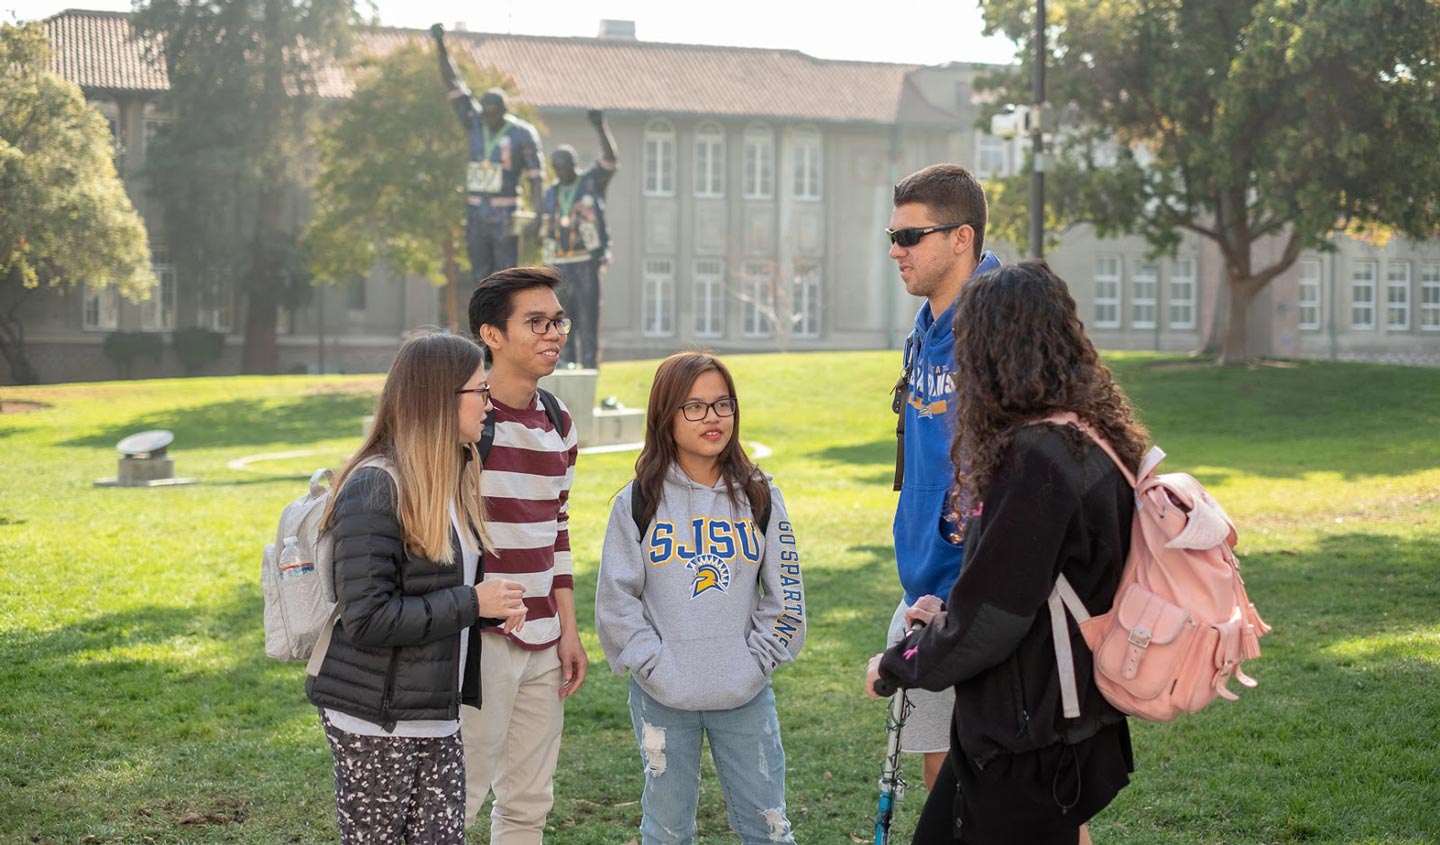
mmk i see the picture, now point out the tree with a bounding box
[133,0,356,374]
[980,0,1440,364]
[0,22,155,384]
[304,44,535,332]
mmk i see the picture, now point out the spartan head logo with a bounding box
[686,553,731,597]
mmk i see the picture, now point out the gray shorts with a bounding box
[886,600,954,754]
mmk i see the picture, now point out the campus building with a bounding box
[12,9,1440,384]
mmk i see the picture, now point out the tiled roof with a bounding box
[44,9,168,93]
[43,9,962,126]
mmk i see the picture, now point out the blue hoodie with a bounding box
[893,250,1002,605]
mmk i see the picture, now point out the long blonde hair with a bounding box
[324,330,490,563]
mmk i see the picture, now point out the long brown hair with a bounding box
[323,330,489,563]
[949,260,1149,519]
[632,351,769,531]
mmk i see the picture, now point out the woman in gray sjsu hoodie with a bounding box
[596,351,806,845]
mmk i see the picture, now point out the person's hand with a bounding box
[904,594,944,628]
[476,578,526,634]
[587,108,604,127]
[865,654,886,699]
[429,23,445,41]
[557,627,589,698]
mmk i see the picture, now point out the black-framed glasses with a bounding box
[679,397,737,421]
[456,384,491,402]
[518,316,573,335]
[886,223,966,248]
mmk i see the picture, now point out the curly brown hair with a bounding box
[948,260,1149,520]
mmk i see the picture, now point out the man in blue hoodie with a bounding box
[885,163,1001,790]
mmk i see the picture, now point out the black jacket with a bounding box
[306,466,501,730]
[878,424,1133,768]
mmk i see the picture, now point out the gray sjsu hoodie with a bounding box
[596,466,805,711]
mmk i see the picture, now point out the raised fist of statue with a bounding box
[429,23,445,41]
[587,109,604,127]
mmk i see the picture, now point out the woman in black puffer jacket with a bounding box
[306,330,527,845]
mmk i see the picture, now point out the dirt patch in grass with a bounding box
[303,378,383,396]
[0,398,52,413]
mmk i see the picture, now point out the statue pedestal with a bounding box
[539,368,644,448]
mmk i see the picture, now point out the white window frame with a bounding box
[792,262,821,338]
[791,126,821,201]
[140,247,176,332]
[743,124,774,200]
[82,286,120,331]
[1094,255,1121,329]
[974,131,1010,179]
[1297,258,1322,332]
[741,261,774,338]
[693,259,725,338]
[642,258,675,337]
[1421,262,1440,331]
[1351,260,1377,331]
[1131,261,1159,329]
[1167,257,1196,330]
[1386,261,1411,331]
[643,119,675,198]
[693,122,725,199]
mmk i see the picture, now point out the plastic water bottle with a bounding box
[279,536,313,579]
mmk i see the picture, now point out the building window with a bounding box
[743,125,774,200]
[1131,261,1158,329]
[975,131,1010,178]
[741,261,774,337]
[1351,260,1377,330]
[82,286,120,331]
[1421,263,1440,331]
[791,126,821,201]
[1168,258,1196,330]
[641,258,675,337]
[1094,255,1121,329]
[140,247,176,331]
[693,122,724,199]
[1298,258,1322,332]
[1386,261,1410,331]
[693,259,725,338]
[793,262,821,338]
[643,119,675,197]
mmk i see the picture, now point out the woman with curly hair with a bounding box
[866,260,1147,844]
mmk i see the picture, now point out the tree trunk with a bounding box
[0,286,40,385]
[442,235,459,334]
[1218,276,1257,366]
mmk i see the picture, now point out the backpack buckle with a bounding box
[1128,627,1152,648]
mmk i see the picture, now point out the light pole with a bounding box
[1030,0,1046,259]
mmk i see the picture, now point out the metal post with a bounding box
[1030,0,1046,259]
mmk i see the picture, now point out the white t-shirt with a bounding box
[325,501,479,738]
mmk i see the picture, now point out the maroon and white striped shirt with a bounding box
[479,392,578,649]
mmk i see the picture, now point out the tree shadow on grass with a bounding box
[0,587,335,842]
[58,393,376,452]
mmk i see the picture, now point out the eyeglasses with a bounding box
[679,397,737,421]
[886,223,966,248]
[517,316,573,336]
[455,384,491,402]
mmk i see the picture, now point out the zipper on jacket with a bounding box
[380,648,400,733]
[1010,657,1031,739]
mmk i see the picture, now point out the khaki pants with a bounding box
[462,636,564,844]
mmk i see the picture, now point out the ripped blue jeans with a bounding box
[627,678,795,845]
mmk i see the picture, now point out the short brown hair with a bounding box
[894,164,988,262]
[468,266,563,364]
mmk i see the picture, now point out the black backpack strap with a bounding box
[629,480,647,539]
[478,408,497,463]
[536,387,568,437]
[891,332,916,492]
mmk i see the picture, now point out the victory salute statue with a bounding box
[431,24,545,284]
[543,110,617,370]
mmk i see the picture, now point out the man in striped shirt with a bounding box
[463,266,587,843]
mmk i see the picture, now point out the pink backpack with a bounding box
[1044,414,1271,722]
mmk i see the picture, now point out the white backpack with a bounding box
[261,458,396,673]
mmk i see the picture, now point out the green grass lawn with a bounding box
[1,352,1438,844]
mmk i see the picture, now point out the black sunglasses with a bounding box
[886,223,966,248]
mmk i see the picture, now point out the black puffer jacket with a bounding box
[306,465,500,730]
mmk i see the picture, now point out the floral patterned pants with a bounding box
[321,711,467,844]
